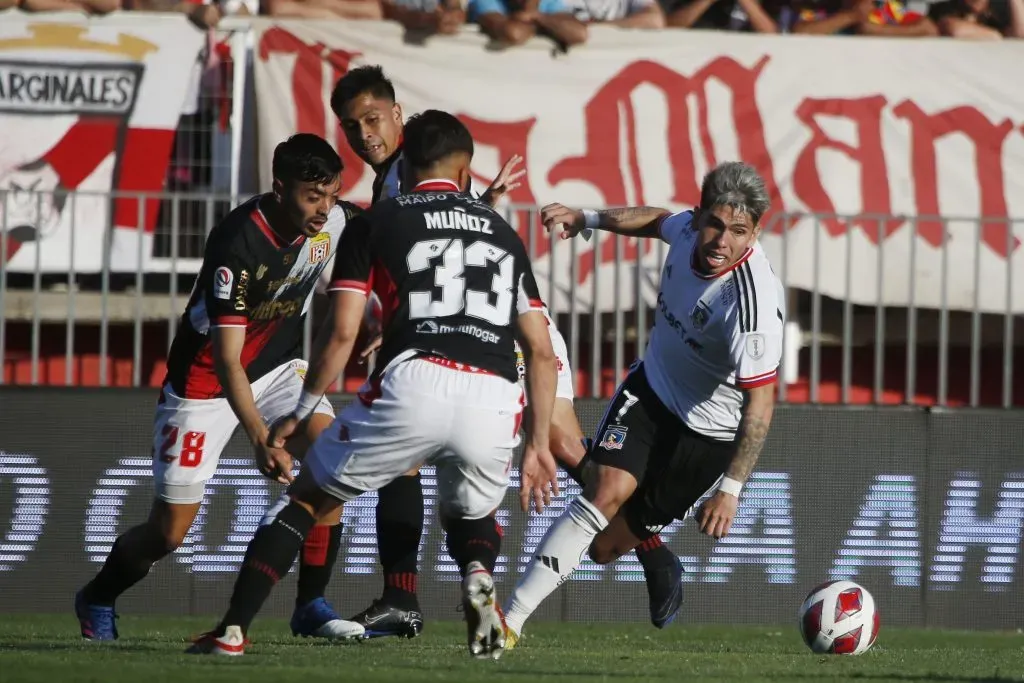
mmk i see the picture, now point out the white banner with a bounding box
[0,11,205,274]
[251,20,1024,313]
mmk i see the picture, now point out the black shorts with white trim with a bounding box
[587,362,735,540]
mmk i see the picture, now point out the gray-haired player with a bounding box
[502,161,786,648]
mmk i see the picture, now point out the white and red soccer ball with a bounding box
[798,580,880,655]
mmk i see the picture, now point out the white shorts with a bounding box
[306,355,523,520]
[515,323,575,402]
[152,358,335,504]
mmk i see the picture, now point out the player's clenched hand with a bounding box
[519,444,560,514]
[481,154,526,208]
[269,415,301,447]
[540,203,585,240]
[696,491,738,539]
[254,435,294,486]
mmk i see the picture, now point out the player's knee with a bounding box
[550,428,585,468]
[587,535,621,565]
[584,469,635,520]
[438,496,491,521]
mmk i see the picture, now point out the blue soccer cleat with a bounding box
[290,597,366,641]
[74,589,119,641]
[645,553,684,629]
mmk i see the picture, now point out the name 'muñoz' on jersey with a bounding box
[165,195,362,399]
[643,210,786,441]
[329,179,544,384]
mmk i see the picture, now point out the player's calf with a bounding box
[77,500,198,640]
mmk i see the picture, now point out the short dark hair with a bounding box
[330,65,396,119]
[272,133,342,186]
[402,110,474,172]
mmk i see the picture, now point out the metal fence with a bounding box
[2,190,1022,407]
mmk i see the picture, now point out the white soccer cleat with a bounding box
[186,625,248,656]
[304,618,366,641]
[462,561,507,660]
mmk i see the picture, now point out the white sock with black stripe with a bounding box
[503,497,609,636]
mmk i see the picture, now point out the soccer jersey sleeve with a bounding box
[512,240,546,315]
[204,236,256,328]
[656,210,694,245]
[727,261,785,390]
[327,214,373,297]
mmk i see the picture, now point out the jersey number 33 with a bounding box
[406,238,515,326]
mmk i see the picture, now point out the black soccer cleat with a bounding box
[347,599,424,639]
[645,553,684,629]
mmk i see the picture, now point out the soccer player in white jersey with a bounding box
[501,161,785,648]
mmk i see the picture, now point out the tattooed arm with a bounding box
[725,383,775,484]
[696,382,775,539]
[540,203,671,240]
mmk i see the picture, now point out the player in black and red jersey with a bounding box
[188,109,559,660]
[74,133,367,643]
[323,65,684,638]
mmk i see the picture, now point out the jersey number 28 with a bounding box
[406,238,514,325]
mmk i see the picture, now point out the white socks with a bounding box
[503,497,609,635]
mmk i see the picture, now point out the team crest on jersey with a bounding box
[745,333,766,360]
[309,233,331,264]
[690,301,712,332]
[514,344,526,380]
[598,425,628,450]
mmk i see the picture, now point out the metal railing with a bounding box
[2,191,1022,407]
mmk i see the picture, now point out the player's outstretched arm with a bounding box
[541,203,671,240]
[295,290,368,419]
[516,309,560,513]
[212,326,269,446]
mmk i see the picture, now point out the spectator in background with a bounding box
[125,0,222,27]
[384,0,466,35]
[16,0,119,12]
[930,0,1024,37]
[572,0,666,27]
[263,0,383,18]
[789,0,938,34]
[470,0,588,47]
[662,0,775,30]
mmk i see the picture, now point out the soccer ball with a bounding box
[798,580,880,655]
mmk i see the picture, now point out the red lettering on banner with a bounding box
[892,101,1019,258]
[257,28,365,193]
[792,96,902,243]
[547,57,786,282]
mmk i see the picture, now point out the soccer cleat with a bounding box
[462,561,507,660]
[504,627,521,651]
[645,552,684,629]
[290,598,366,641]
[74,589,119,641]
[185,625,248,656]
[348,599,424,639]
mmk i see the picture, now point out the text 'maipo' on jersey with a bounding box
[641,209,786,441]
[164,195,362,400]
[328,179,544,384]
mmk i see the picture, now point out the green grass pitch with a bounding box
[1,615,1022,682]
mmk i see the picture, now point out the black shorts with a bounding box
[588,362,735,540]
